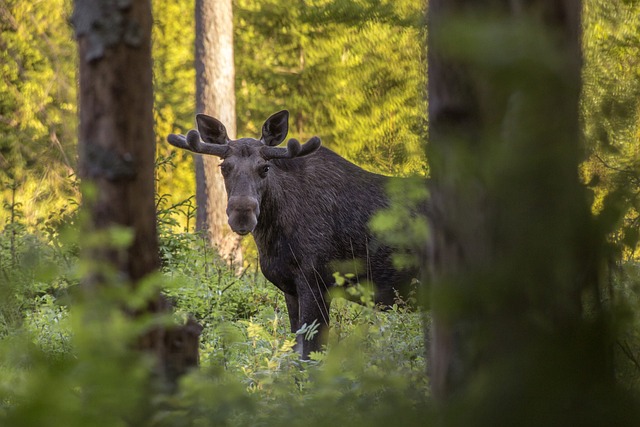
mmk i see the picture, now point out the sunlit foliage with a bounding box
[581,2,640,386]
[0,0,78,226]
[234,0,427,176]
[152,0,198,233]
[582,0,640,258]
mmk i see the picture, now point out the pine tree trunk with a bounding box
[73,0,200,389]
[427,0,608,408]
[194,0,242,266]
[75,0,158,281]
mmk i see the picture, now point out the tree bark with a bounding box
[194,0,242,265]
[427,0,608,408]
[73,0,200,390]
[75,0,158,281]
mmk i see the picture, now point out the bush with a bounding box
[0,218,430,426]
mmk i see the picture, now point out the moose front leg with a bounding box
[295,281,331,359]
[283,292,305,355]
[284,293,299,333]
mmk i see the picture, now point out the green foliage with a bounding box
[152,0,198,232]
[613,261,640,390]
[234,0,427,176]
[370,177,430,270]
[0,218,428,426]
[582,0,640,258]
[581,1,640,392]
[0,0,78,226]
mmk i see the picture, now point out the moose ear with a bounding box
[261,110,289,146]
[196,114,229,145]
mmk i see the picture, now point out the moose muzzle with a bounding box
[226,196,260,235]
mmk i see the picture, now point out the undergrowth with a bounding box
[0,201,430,426]
[3,197,639,426]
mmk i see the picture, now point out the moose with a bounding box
[167,111,428,358]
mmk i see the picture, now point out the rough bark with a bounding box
[75,0,158,281]
[427,0,606,404]
[73,0,200,389]
[194,0,242,265]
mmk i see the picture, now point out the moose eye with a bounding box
[259,164,270,178]
[219,163,232,176]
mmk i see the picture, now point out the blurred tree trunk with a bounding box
[194,0,242,265]
[427,0,613,417]
[73,0,200,389]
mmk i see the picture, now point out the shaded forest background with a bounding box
[1,0,640,425]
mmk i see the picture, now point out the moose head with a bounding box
[167,110,321,235]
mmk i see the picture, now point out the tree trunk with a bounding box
[194,0,242,266]
[73,0,200,390]
[427,0,611,415]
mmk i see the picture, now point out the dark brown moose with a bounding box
[167,110,426,358]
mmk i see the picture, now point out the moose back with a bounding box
[167,110,427,358]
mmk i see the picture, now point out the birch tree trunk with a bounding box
[194,0,242,265]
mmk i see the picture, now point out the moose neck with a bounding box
[252,156,306,246]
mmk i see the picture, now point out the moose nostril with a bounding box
[227,202,258,235]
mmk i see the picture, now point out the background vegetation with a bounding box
[1,0,639,425]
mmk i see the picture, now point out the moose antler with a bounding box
[167,130,230,157]
[261,136,321,160]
